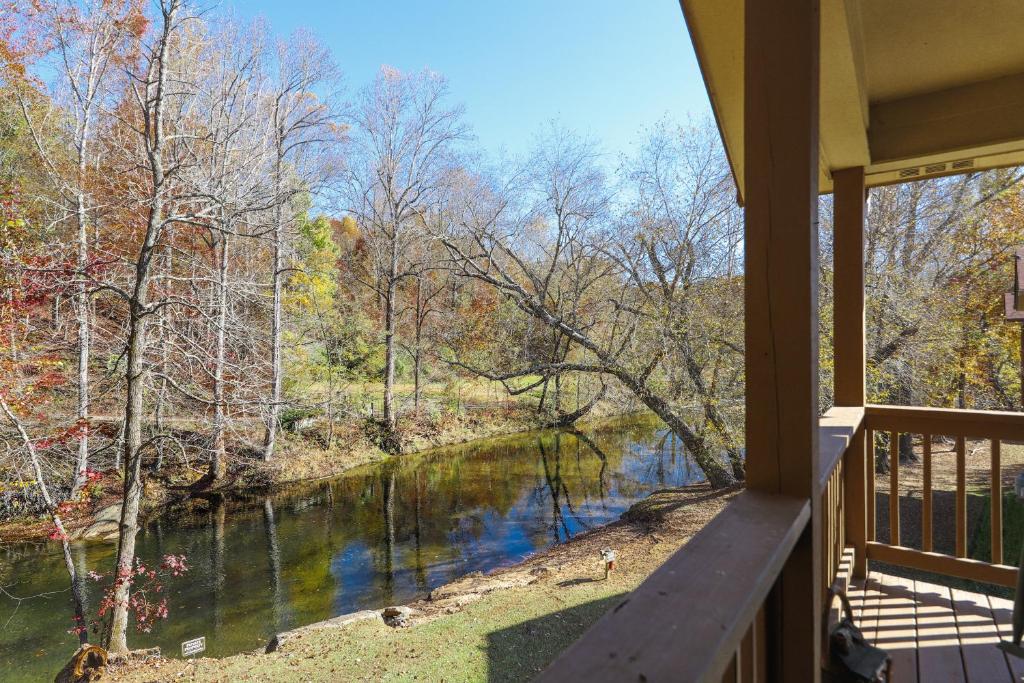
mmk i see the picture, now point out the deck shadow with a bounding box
[485,593,625,683]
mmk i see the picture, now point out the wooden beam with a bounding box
[864,403,1024,441]
[743,0,820,500]
[889,430,899,546]
[744,0,820,679]
[866,542,1017,588]
[869,72,1024,165]
[832,166,866,407]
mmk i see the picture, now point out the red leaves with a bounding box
[70,554,189,636]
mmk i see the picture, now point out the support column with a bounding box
[834,167,868,579]
[833,167,866,408]
[744,0,821,679]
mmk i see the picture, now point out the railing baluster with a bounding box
[867,429,875,542]
[861,406,1022,589]
[956,435,966,558]
[992,439,1002,565]
[739,614,755,683]
[922,435,932,552]
[889,430,900,546]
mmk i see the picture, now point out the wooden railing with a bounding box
[819,407,863,595]
[535,404,1024,681]
[537,409,861,682]
[861,404,1024,588]
[536,491,809,682]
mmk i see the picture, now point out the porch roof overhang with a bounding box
[680,0,1024,198]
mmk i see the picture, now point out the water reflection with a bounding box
[0,414,706,682]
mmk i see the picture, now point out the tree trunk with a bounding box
[263,145,285,461]
[0,396,88,645]
[413,279,422,413]
[611,367,737,489]
[382,240,398,434]
[107,267,153,654]
[106,4,175,650]
[210,231,229,481]
[71,188,91,499]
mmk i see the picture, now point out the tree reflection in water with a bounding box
[0,415,711,682]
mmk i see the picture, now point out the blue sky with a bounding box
[233,0,711,159]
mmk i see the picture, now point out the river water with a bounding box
[0,415,706,681]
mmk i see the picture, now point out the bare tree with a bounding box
[344,67,467,442]
[15,0,140,497]
[102,0,219,653]
[261,33,341,462]
[442,124,742,487]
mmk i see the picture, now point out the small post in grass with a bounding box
[600,548,616,580]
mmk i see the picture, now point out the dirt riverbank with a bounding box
[0,405,566,544]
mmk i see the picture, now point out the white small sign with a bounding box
[181,636,205,657]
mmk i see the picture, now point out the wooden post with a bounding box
[833,167,866,408]
[922,435,932,552]
[744,0,821,679]
[955,435,967,558]
[834,166,867,578]
[992,439,1003,565]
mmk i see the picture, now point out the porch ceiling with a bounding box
[680,0,1024,197]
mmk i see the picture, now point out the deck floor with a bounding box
[848,572,1024,682]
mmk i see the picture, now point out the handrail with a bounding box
[819,406,864,488]
[865,404,1024,440]
[819,407,864,599]
[862,404,1021,587]
[536,491,809,683]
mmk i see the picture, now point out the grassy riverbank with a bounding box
[109,483,738,682]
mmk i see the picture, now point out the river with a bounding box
[0,415,706,681]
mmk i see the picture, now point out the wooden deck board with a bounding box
[872,573,918,681]
[951,587,1013,682]
[913,580,966,683]
[986,594,1024,680]
[847,571,1015,682]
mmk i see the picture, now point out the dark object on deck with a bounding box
[998,472,1024,659]
[53,644,107,683]
[825,589,891,683]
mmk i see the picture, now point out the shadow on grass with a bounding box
[485,592,626,683]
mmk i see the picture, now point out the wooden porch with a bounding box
[535,0,1024,680]
[851,571,1024,682]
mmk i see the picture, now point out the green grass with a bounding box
[119,575,633,682]
[970,490,1024,598]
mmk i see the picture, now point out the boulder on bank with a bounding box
[69,504,121,541]
[382,605,420,627]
